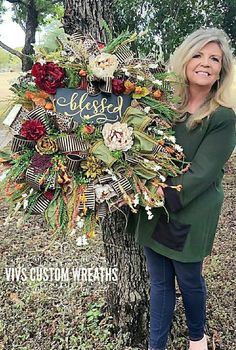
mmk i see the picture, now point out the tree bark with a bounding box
[63,1,149,347]
[63,0,113,43]
[102,208,149,348]
[21,0,39,71]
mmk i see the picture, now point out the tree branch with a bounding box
[0,41,25,59]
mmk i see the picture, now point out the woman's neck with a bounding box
[187,85,211,114]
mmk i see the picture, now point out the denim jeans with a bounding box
[144,246,207,350]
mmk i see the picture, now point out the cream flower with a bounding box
[94,184,116,203]
[102,122,133,151]
[89,53,119,78]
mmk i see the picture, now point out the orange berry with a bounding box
[153,89,162,99]
[135,86,143,94]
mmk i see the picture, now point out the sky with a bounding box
[0,3,25,48]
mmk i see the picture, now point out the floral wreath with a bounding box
[0,31,186,238]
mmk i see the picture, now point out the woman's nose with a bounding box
[200,56,210,67]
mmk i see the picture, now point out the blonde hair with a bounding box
[169,27,235,129]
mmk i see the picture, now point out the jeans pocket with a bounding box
[151,214,191,252]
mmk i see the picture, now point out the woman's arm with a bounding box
[163,108,236,212]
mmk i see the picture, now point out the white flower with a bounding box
[155,200,164,207]
[102,122,133,151]
[157,130,164,135]
[147,213,154,220]
[159,175,166,182]
[153,79,162,86]
[144,106,151,113]
[76,216,85,229]
[174,144,183,152]
[145,205,151,211]
[89,53,119,78]
[94,184,116,203]
[168,136,176,143]
[133,194,140,207]
[137,75,144,81]
[28,81,36,86]
[121,68,130,76]
[23,199,28,210]
[38,58,46,65]
[144,192,150,201]
[76,235,88,246]
[154,165,162,172]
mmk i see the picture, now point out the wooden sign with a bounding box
[54,88,132,124]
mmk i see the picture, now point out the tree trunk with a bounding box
[63,0,113,43]
[102,208,149,348]
[63,1,149,347]
[21,0,39,71]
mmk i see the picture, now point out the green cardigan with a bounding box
[127,106,236,262]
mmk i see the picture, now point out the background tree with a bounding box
[0,0,63,71]
[113,0,236,60]
[63,0,150,348]
[63,0,114,43]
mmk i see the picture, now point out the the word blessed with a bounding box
[54,88,131,124]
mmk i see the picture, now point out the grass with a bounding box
[0,71,19,122]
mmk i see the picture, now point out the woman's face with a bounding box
[185,42,223,90]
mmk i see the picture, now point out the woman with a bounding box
[132,28,236,350]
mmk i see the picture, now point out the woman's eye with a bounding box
[192,54,201,58]
[211,57,220,62]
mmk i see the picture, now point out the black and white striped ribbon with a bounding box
[79,184,95,210]
[152,144,170,157]
[57,135,89,153]
[71,32,84,43]
[125,154,139,165]
[25,167,42,191]
[66,154,84,172]
[30,195,51,215]
[99,77,112,94]
[27,106,50,132]
[111,177,132,197]
[11,135,35,153]
[97,202,108,219]
[115,44,133,64]
[98,174,114,184]
[26,167,56,191]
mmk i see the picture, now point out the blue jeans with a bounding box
[144,247,207,350]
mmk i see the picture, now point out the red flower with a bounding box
[112,78,125,95]
[43,190,55,201]
[97,42,106,50]
[20,119,46,141]
[31,62,64,94]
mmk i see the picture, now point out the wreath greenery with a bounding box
[0,30,186,238]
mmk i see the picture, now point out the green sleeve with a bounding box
[164,108,236,212]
